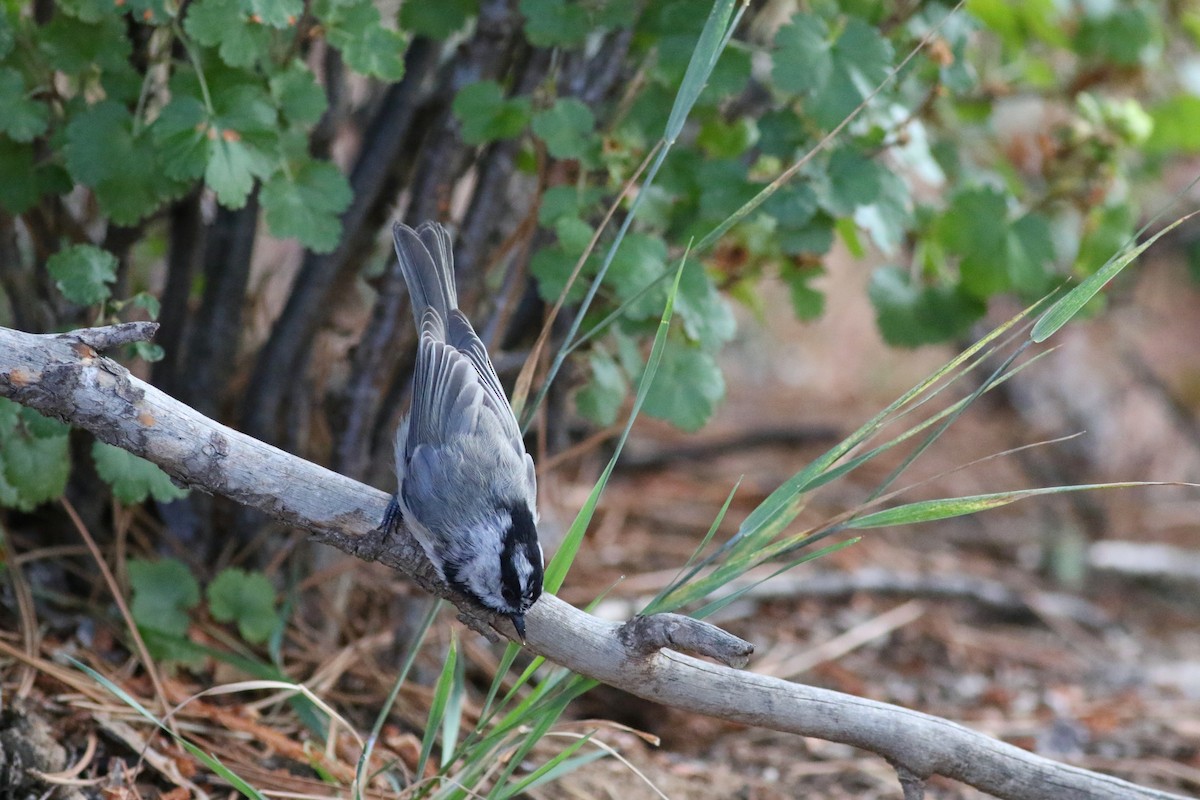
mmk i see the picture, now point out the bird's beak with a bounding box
[510,613,527,643]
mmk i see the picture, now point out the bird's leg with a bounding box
[356,495,404,563]
[381,494,403,535]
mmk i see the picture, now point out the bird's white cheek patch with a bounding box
[516,554,534,583]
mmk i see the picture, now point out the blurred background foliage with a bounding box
[0,0,1196,547]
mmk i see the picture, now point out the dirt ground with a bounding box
[2,244,1199,799]
[538,244,1200,798]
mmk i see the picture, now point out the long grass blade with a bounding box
[523,0,742,429]
[70,657,267,800]
[417,633,459,781]
[543,256,687,593]
[357,599,440,796]
[441,646,467,768]
[848,482,1196,529]
[1032,212,1197,342]
[493,733,598,799]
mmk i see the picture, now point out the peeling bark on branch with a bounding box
[0,324,1188,800]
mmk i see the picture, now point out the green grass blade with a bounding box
[495,734,599,799]
[522,1,742,429]
[485,695,574,799]
[687,539,860,619]
[1032,213,1196,342]
[543,257,686,593]
[853,342,1030,513]
[70,658,267,800]
[441,642,467,768]
[724,304,1038,553]
[177,739,269,799]
[847,483,1190,529]
[810,347,1054,492]
[357,600,439,796]
[417,633,459,780]
[643,478,741,614]
[477,642,523,726]
[664,0,738,142]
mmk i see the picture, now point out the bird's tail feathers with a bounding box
[393,221,458,330]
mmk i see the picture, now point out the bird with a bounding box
[383,221,544,641]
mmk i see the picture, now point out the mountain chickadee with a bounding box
[383,221,544,640]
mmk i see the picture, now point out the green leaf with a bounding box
[261,159,352,253]
[543,259,688,594]
[92,442,189,504]
[605,233,668,319]
[400,0,476,38]
[207,568,280,644]
[248,0,303,28]
[868,265,986,347]
[780,264,825,320]
[936,186,1010,297]
[152,95,210,180]
[531,245,588,304]
[696,158,759,222]
[320,0,406,80]
[0,420,70,511]
[576,350,627,426]
[675,257,736,347]
[0,138,41,214]
[966,0,1068,49]
[0,399,18,435]
[696,116,757,158]
[130,341,166,363]
[40,15,139,99]
[128,558,201,637]
[1032,213,1193,343]
[1075,202,1135,274]
[417,634,458,777]
[772,14,893,129]
[641,338,724,431]
[756,107,809,158]
[453,81,532,145]
[21,406,69,438]
[772,14,830,94]
[47,244,117,305]
[184,0,272,67]
[520,0,590,47]
[763,184,818,228]
[1147,95,1200,154]
[0,7,15,57]
[206,85,280,207]
[65,101,179,224]
[0,68,49,142]
[856,169,912,255]
[270,62,328,125]
[778,213,835,256]
[1006,212,1054,294]
[538,185,602,227]
[823,148,885,215]
[128,292,162,320]
[1074,6,1157,66]
[531,99,595,160]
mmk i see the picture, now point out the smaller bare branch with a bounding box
[58,323,159,352]
[894,762,927,800]
[618,614,754,668]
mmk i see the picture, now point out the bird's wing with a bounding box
[406,310,487,454]
[447,308,525,455]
